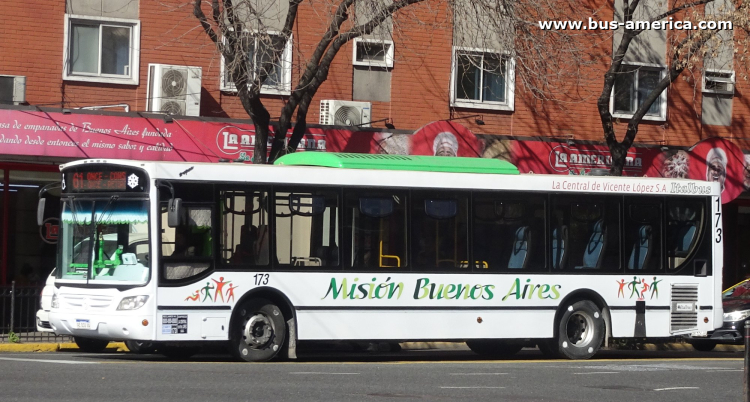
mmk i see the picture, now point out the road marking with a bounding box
[654,387,700,391]
[290,372,359,375]
[441,386,506,389]
[573,372,619,375]
[0,357,98,365]
[707,369,743,372]
[449,373,508,375]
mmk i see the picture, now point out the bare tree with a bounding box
[194,0,426,163]
[598,0,750,175]
[474,0,749,175]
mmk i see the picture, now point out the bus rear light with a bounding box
[704,317,709,323]
[142,319,149,326]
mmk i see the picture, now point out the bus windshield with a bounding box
[58,198,150,285]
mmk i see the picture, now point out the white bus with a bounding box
[43,152,723,361]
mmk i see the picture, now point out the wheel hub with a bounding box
[243,314,273,348]
[566,312,594,346]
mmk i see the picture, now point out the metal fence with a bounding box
[0,283,70,343]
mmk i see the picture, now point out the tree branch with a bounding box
[193,0,219,44]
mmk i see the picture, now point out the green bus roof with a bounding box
[273,152,519,175]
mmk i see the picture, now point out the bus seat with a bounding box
[552,226,567,269]
[314,245,339,266]
[578,219,606,269]
[508,226,529,269]
[628,225,652,270]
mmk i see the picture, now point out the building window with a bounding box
[352,38,394,68]
[611,64,667,121]
[450,47,515,111]
[220,32,292,95]
[63,15,140,85]
[702,70,735,95]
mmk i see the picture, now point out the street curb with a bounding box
[0,342,127,353]
[0,341,743,353]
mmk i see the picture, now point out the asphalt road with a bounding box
[0,348,744,402]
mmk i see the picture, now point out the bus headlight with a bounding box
[117,296,149,311]
[723,310,750,322]
[51,293,59,309]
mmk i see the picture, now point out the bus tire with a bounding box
[537,339,560,358]
[690,341,717,352]
[74,336,110,353]
[554,300,605,360]
[125,340,157,354]
[466,341,523,358]
[229,298,287,362]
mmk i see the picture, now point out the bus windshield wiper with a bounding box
[94,195,120,225]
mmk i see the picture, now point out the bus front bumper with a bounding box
[49,310,153,341]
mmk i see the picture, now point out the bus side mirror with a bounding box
[168,198,182,227]
[37,198,46,226]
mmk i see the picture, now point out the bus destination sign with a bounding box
[62,166,148,193]
[72,171,128,191]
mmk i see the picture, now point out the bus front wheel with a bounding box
[125,340,157,354]
[229,298,287,362]
[553,300,605,360]
[74,336,110,353]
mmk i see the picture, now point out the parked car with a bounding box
[35,269,56,333]
[687,278,750,351]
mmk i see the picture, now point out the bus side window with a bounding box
[160,204,213,281]
[221,189,269,267]
[472,194,544,271]
[555,197,620,272]
[275,190,339,268]
[412,193,468,271]
[346,191,407,270]
[667,200,704,270]
[624,201,661,272]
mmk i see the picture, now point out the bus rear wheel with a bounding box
[229,298,286,362]
[553,300,605,360]
[690,341,717,352]
[466,340,523,358]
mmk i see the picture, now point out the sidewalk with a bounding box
[0,341,128,353]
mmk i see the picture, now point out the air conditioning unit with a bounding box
[147,64,202,116]
[703,70,734,95]
[319,100,372,127]
[0,75,26,105]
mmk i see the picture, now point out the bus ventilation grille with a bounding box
[670,283,698,333]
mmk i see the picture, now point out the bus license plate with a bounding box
[75,319,91,329]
